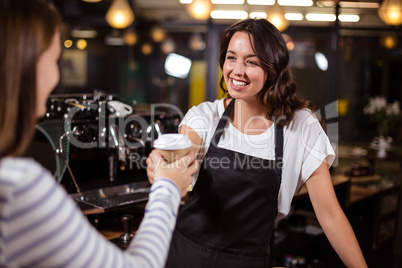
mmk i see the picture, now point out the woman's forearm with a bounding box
[306,162,367,267]
[315,204,367,267]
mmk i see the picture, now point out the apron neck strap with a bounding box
[274,123,283,171]
[274,123,283,159]
[210,98,235,147]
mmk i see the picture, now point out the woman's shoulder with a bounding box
[0,157,50,183]
[0,156,41,170]
[181,99,226,135]
[192,98,223,109]
[290,108,318,126]
[188,98,225,116]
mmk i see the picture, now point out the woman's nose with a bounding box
[233,62,245,75]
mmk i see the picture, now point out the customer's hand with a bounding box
[146,150,198,197]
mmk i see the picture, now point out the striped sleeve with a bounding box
[0,158,181,268]
[125,178,181,267]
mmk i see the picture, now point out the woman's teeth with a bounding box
[232,79,247,87]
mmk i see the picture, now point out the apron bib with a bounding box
[167,99,283,267]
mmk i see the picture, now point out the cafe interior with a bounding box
[27,0,402,267]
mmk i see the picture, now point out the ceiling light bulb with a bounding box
[380,32,398,49]
[247,0,275,5]
[282,34,294,51]
[266,2,289,32]
[189,34,206,51]
[151,27,166,43]
[378,0,402,26]
[124,29,137,46]
[64,40,73,49]
[339,1,379,8]
[278,0,312,6]
[161,38,176,54]
[142,43,153,55]
[285,13,303,21]
[338,14,360,22]
[316,1,337,7]
[105,0,135,29]
[212,0,244,4]
[306,13,336,21]
[186,0,213,20]
[76,39,87,50]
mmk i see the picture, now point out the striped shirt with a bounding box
[0,157,181,268]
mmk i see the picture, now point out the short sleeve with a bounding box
[179,101,220,145]
[300,115,335,183]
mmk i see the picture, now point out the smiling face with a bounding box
[36,30,61,117]
[223,31,267,103]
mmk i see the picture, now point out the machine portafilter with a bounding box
[108,124,127,182]
[108,121,146,182]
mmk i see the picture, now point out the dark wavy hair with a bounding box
[0,0,62,157]
[219,19,314,126]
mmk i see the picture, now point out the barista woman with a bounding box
[0,0,197,267]
[147,19,367,267]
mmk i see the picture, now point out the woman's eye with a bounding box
[226,55,236,61]
[247,60,258,66]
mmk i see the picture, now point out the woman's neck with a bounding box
[228,98,273,135]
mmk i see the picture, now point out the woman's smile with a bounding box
[230,78,249,90]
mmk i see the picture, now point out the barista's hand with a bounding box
[146,150,198,197]
[146,149,158,185]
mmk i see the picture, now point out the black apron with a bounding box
[166,99,283,268]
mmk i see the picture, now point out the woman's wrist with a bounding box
[151,177,181,205]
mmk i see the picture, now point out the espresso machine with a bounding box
[27,90,181,215]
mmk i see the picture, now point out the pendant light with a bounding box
[186,0,213,20]
[141,43,153,55]
[124,28,137,46]
[378,0,402,26]
[380,32,398,49]
[151,27,166,43]
[105,0,135,29]
[266,1,289,32]
[161,38,176,54]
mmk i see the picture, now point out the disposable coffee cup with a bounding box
[153,134,192,163]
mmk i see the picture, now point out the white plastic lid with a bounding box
[153,134,192,150]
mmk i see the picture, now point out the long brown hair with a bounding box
[0,0,62,158]
[219,19,314,126]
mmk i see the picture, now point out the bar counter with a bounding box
[88,173,399,267]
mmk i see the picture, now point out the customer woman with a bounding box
[147,19,367,267]
[0,0,198,267]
